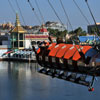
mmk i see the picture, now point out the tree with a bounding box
[69,27,86,36]
[74,27,82,35]
[47,28,67,38]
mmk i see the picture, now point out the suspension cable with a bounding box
[85,0,100,40]
[59,0,83,52]
[15,0,37,49]
[48,0,81,50]
[8,0,16,14]
[15,0,33,49]
[27,0,44,48]
[48,0,66,30]
[34,0,45,24]
[27,0,42,25]
[73,0,90,25]
[15,0,26,25]
[59,0,78,44]
[59,0,73,31]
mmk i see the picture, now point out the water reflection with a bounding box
[7,61,38,80]
[0,61,40,100]
[0,61,100,100]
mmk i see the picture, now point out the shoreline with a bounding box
[0,57,36,63]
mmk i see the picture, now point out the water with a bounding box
[0,61,100,100]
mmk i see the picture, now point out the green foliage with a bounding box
[47,28,67,37]
[48,27,87,37]
[69,27,86,36]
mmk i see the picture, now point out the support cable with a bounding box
[27,0,42,25]
[59,0,80,45]
[48,0,66,30]
[8,0,16,14]
[15,0,26,25]
[48,0,81,52]
[59,0,85,57]
[15,0,38,49]
[15,0,33,49]
[73,0,90,25]
[48,0,69,41]
[85,0,100,40]
[72,0,91,51]
[34,0,45,24]
[60,0,73,31]
[27,0,42,48]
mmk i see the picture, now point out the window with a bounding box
[31,41,36,45]
[0,41,2,45]
[14,41,18,47]
[11,42,13,47]
[19,41,23,47]
[14,33,18,40]
[19,34,23,40]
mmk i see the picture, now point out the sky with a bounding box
[0,0,100,31]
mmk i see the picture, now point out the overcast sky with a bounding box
[0,0,100,31]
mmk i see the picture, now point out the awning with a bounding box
[49,44,65,57]
[56,44,72,58]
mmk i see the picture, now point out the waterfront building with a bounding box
[87,23,100,33]
[25,24,56,49]
[0,14,56,57]
[10,13,27,50]
[10,14,56,49]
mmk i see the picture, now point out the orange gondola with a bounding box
[34,40,100,91]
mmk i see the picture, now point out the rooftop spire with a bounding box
[11,13,27,33]
[15,13,21,26]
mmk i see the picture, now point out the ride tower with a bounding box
[10,13,27,51]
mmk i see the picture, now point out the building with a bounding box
[10,13,27,50]
[0,32,11,56]
[25,24,56,49]
[46,21,66,31]
[10,14,56,49]
[87,23,100,33]
[0,14,56,57]
[0,22,14,30]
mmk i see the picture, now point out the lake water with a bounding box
[0,61,100,100]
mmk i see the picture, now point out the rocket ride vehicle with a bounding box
[33,37,100,92]
[27,0,100,92]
